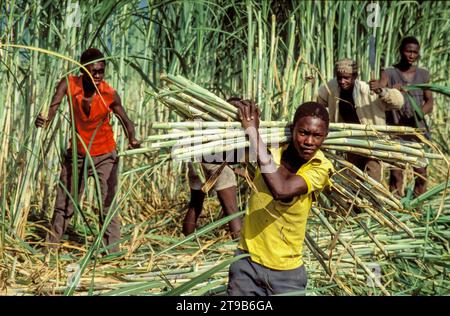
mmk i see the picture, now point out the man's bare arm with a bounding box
[110,92,140,148]
[379,70,389,88]
[35,79,67,128]
[422,89,433,115]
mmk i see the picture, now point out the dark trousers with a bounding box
[47,149,121,253]
[347,153,382,182]
[388,135,427,198]
[227,249,308,296]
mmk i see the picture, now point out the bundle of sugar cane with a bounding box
[140,75,448,228]
[125,122,440,169]
[124,75,448,222]
[128,73,443,170]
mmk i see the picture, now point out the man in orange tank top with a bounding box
[35,48,140,254]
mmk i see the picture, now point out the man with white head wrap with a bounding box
[316,58,404,182]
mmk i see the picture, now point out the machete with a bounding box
[369,34,376,81]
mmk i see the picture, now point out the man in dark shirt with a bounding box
[379,36,433,197]
[338,88,360,124]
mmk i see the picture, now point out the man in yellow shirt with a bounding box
[227,100,333,296]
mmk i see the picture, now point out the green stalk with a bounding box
[311,207,391,296]
[321,145,428,167]
[323,138,442,159]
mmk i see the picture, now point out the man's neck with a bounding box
[340,88,353,96]
[396,60,415,72]
[82,79,96,97]
[281,143,308,172]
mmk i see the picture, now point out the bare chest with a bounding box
[81,94,94,117]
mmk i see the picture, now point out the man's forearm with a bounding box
[246,126,275,171]
[46,102,61,123]
[123,119,136,140]
[246,126,291,196]
[115,112,136,140]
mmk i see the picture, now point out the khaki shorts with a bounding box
[188,162,237,191]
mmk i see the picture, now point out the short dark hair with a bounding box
[226,97,242,103]
[80,48,105,66]
[399,36,420,52]
[293,102,329,129]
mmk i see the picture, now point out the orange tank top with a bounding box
[66,75,117,156]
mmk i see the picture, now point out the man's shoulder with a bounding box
[416,67,430,79]
[299,149,334,191]
[323,78,338,88]
[355,79,370,95]
[310,150,334,172]
[98,81,117,106]
[318,78,338,95]
[356,79,369,87]
[65,75,80,84]
[417,67,429,73]
[382,67,398,77]
[64,76,82,95]
[99,80,116,95]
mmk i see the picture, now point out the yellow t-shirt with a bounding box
[238,146,334,270]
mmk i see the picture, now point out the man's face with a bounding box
[293,116,328,161]
[82,61,105,86]
[401,43,420,65]
[336,73,355,91]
